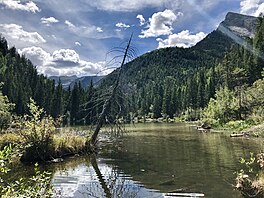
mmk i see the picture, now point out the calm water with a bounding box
[51,123,263,198]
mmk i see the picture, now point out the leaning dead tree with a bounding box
[89,34,134,146]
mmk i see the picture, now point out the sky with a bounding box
[0,0,264,77]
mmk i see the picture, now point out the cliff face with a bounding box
[218,12,258,38]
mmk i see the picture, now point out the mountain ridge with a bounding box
[97,12,262,118]
[49,75,105,89]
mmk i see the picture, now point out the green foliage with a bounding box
[0,144,13,175]
[0,85,14,131]
[225,120,251,131]
[203,86,239,124]
[0,145,53,197]
[180,107,202,121]
[235,153,264,197]
[240,152,256,173]
[18,98,56,162]
[0,16,263,126]
[246,75,264,121]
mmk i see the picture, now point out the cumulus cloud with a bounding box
[0,0,40,13]
[137,14,146,26]
[0,23,46,44]
[41,17,59,26]
[157,30,207,48]
[18,46,50,66]
[139,10,183,38]
[18,46,106,76]
[240,0,264,16]
[52,49,80,65]
[115,22,130,29]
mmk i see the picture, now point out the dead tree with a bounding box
[90,34,133,146]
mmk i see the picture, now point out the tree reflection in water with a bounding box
[52,155,157,198]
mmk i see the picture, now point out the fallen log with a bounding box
[230,133,244,137]
[164,192,205,197]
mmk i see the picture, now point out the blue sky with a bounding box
[0,0,264,76]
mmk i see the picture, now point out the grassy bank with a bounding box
[0,99,92,163]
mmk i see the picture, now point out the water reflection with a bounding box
[53,155,162,198]
[52,123,263,198]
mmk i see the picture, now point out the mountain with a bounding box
[220,12,258,38]
[49,75,78,88]
[193,12,258,57]
[49,75,105,89]
[99,12,262,118]
[102,13,257,88]
[0,12,262,122]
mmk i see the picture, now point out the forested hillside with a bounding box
[0,12,263,127]
[0,38,96,125]
[100,13,264,122]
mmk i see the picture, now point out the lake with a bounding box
[51,123,263,198]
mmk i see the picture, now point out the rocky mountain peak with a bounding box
[218,12,258,38]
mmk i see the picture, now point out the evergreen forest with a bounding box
[0,17,264,128]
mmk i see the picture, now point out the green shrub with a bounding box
[235,153,264,197]
[0,85,14,132]
[0,144,53,197]
[18,98,56,162]
[225,120,251,131]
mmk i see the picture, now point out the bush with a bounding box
[201,118,220,128]
[235,153,264,197]
[0,86,14,132]
[18,98,56,162]
[0,144,53,197]
[225,120,251,131]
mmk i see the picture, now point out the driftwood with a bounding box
[230,133,244,137]
[164,192,205,197]
[230,132,250,138]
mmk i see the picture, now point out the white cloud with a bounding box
[0,23,46,44]
[139,10,183,38]
[0,0,40,13]
[18,46,107,76]
[157,30,207,48]
[41,17,59,26]
[115,22,130,29]
[18,46,50,65]
[52,49,80,64]
[240,0,264,16]
[65,20,104,38]
[65,20,75,28]
[96,27,103,32]
[136,14,145,26]
[75,41,81,46]
[255,2,264,16]
[89,0,181,12]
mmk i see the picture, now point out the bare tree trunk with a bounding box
[90,34,133,146]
